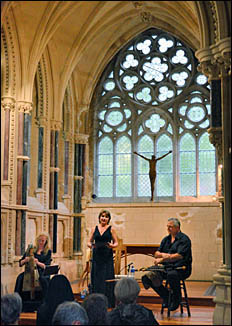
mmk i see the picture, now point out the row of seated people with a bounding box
[1,276,159,325]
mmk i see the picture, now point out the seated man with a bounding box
[141,217,192,311]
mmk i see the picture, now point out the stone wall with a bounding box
[85,202,223,281]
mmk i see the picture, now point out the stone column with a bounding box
[49,120,61,253]
[196,39,231,325]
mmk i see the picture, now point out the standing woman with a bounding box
[87,210,118,306]
[14,232,52,302]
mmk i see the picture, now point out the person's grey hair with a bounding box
[168,217,181,228]
[114,277,140,304]
[52,301,89,325]
[1,292,22,325]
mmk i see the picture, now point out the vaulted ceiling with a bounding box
[1,1,230,117]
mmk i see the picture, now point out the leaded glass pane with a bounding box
[180,134,196,195]
[200,174,216,195]
[156,135,173,196]
[116,154,131,174]
[199,133,216,195]
[98,155,113,175]
[116,175,131,196]
[99,137,113,153]
[98,176,113,197]
[180,174,196,196]
[157,174,173,196]
[138,175,150,196]
[116,137,132,196]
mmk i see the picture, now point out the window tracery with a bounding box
[93,28,216,202]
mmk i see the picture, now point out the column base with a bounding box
[213,264,231,325]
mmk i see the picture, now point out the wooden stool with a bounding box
[161,279,191,317]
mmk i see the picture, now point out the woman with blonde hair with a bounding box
[14,232,52,311]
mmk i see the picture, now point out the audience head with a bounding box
[34,232,51,254]
[82,293,109,325]
[114,277,140,304]
[44,274,74,309]
[52,301,89,325]
[1,292,22,325]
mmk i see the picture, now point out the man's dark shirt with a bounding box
[158,231,192,274]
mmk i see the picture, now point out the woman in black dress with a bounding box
[87,210,118,306]
[14,232,52,302]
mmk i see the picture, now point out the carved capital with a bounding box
[50,120,62,131]
[35,116,48,127]
[17,101,33,114]
[1,97,15,111]
[65,132,75,143]
[207,127,222,164]
[197,61,220,81]
[74,133,89,144]
[195,38,231,80]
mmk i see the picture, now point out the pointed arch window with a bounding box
[92,28,216,202]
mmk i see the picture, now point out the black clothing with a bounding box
[108,303,159,325]
[142,231,192,309]
[91,225,115,307]
[158,231,192,276]
[14,249,52,304]
[36,274,75,325]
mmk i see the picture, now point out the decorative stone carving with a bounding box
[209,1,219,43]
[197,60,220,81]
[74,134,89,144]
[35,116,48,127]
[1,97,15,111]
[17,101,33,114]
[207,127,222,164]
[131,1,144,9]
[140,11,153,24]
[50,120,62,131]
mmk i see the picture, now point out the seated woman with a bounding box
[108,277,159,325]
[14,232,52,304]
[36,274,75,325]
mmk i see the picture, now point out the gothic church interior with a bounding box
[1,2,231,324]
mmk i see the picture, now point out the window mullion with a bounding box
[196,137,200,197]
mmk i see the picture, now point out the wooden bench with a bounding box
[19,312,37,325]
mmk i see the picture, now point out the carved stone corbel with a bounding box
[50,120,62,131]
[197,60,220,82]
[207,127,222,164]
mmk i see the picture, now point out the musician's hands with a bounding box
[162,253,171,260]
[154,258,164,265]
[34,258,45,269]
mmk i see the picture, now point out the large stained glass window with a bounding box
[92,28,216,202]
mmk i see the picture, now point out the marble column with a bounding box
[49,120,61,252]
